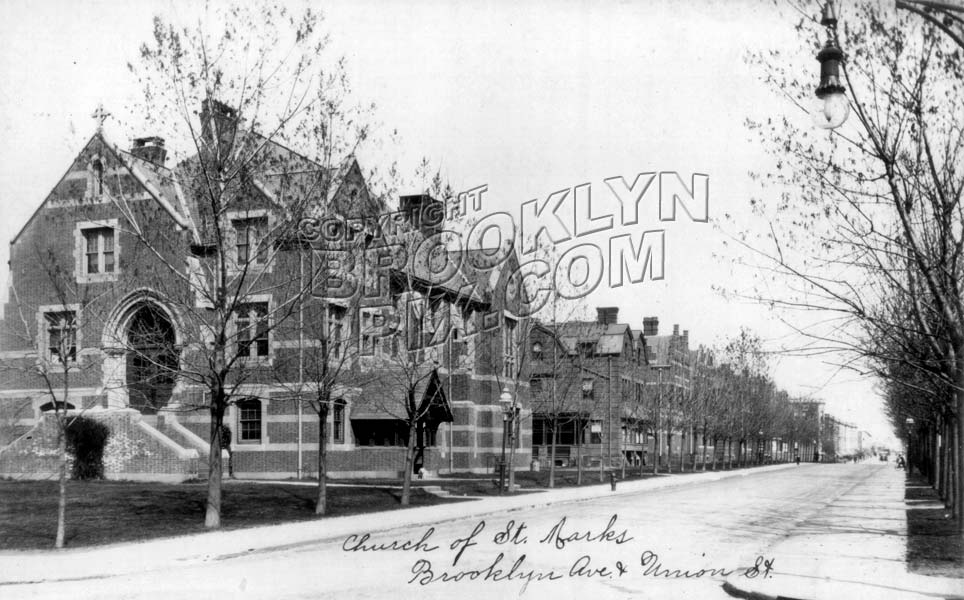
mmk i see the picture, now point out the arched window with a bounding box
[237,399,262,443]
[90,158,104,196]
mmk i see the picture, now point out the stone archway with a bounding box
[125,305,178,414]
[101,291,183,412]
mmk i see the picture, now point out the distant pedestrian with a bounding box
[795,454,801,466]
[896,454,905,470]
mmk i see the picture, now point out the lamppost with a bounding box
[498,387,516,494]
[813,0,850,129]
[813,0,964,131]
[905,416,915,474]
[758,429,765,464]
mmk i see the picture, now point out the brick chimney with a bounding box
[642,316,659,336]
[596,307,618,325]
[131,137,167,166]
[200,99,239,154]
[673,324,680,336]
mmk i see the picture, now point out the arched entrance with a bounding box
[126,305,178,414]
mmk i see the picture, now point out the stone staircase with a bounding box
[0,408,199,482]
[156,415,218,480]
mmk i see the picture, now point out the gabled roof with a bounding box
[350,367,452,422]
[645,335,673,366]
[11,132,197,247]
[555,321,632,356]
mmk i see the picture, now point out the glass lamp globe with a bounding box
[814,91,849,129]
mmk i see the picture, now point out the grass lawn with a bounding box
[905,474,964,578]
[0,480,464,550]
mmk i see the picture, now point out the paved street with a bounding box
[3,463,957,600]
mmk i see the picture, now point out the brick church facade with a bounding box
[0,102,531,481]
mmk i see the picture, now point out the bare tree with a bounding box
[745,0,964,527]
[0,246,105,548]
[114,2,374,528]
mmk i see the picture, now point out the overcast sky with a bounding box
[0,0,899,444]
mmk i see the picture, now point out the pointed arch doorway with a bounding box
[126,304,178,414]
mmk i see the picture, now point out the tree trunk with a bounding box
[548,426,557,489]
[679,427,686,473]
[666,431,673,474]
[576,429,583,485]
[55,421,67,549]
[205,405,225,529]
[508,410,518,494]
[401,418,418,506]
[955,364,964,530]
[652,427,659,475]
[701,427,708,472]
[316,404,329,515]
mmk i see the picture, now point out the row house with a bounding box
[642,319,695,465]
[0,101,530,481]
[789,398,824,462]
[529,307,648,469]
[528,309,695,470]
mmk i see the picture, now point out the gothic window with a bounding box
[90,158,104,196]
[503,316,517,378]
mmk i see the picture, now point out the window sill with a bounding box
[77,272,119,284]
[239,356,273,368]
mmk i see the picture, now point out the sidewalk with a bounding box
[723,463,963,600]
[0,463,793,586]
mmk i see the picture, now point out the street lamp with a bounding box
[904,416,915,472]
[813,1,850,129]
[498,387,514,494]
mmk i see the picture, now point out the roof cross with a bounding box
[91,103,111,132]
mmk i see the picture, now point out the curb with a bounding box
[722,580,805,600]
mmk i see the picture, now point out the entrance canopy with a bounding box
[349,368,452,422]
